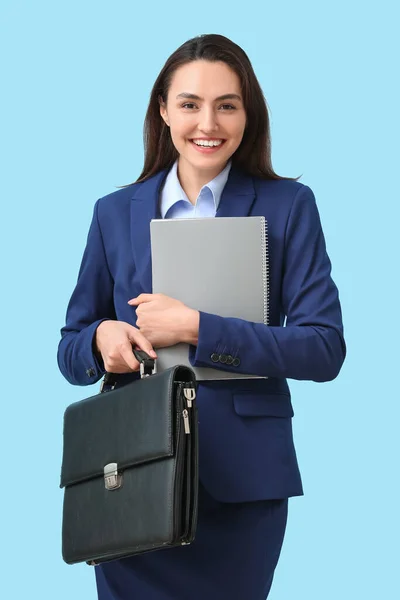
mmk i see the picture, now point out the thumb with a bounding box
[127,326,157,359]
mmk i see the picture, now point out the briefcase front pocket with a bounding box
[60,367,198,565]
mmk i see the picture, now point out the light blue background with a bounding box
[1,1,398,598]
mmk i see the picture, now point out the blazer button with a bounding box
[211,353,220,363]
[226,355,233,365]
[219,354,227,364]
[232,358,241,367]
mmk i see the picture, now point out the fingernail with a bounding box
[150,350,157,358]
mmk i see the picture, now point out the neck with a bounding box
[177,157,227,205]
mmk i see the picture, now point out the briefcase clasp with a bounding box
[104,463,122,490]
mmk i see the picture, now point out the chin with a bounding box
[191,158,228,171]
[188,149,231,163]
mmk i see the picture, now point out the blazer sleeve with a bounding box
[188,185,346,382]
[57,199,116,386]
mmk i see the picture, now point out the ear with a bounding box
[159,96,170,127]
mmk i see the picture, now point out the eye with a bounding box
[181,103,237,111]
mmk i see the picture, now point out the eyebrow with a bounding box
[176,92,242,102]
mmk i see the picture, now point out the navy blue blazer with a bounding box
[57,166,346,502]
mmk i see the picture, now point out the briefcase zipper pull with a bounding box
[183,386,196,408]
[182,409,190,434]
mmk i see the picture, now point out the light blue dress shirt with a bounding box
[160,160,232,219]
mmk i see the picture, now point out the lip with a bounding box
[189,139,226,154]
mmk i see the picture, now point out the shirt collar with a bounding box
[160,159,232,218]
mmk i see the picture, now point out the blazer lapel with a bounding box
[216,166,256,218]
[130,170,168,292]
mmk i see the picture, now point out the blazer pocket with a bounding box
[233,392,294,418]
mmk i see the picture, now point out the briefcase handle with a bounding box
[100,348,156,392]
[132,348,157,378]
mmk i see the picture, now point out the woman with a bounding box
[58,33,346,600]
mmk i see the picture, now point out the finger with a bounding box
[127,294,154,306]
[128,328,157,358]
[119,343,140,371]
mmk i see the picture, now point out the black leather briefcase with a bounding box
[60,350,198,565]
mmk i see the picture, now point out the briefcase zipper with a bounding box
[182,409,190,434]
[183,385,196,409]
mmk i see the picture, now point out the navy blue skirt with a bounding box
[95,483,288,600]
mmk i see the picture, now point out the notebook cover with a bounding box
[150,217,269,380]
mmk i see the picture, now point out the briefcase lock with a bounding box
[104,463,122,490]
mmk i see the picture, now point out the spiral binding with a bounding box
[261,217,270,325]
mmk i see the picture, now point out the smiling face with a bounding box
[159,60,247,178]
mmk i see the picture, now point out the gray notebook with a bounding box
[150,217,269,380]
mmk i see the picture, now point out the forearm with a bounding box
[181,308,200,346]
[189,311,346,382]
[57,319,109,386]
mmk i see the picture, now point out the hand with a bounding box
[95,320,157,373]
[127,293,199,348]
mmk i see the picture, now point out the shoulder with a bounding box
[253,176,318,216]
[95,183,140,217]
[88,184,140,239]
[95,169,167,218]
[254,176,314,202]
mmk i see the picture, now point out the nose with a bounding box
[198,107,218,133]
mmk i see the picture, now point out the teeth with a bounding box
[193,139,223,147]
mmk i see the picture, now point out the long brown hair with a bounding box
[134,34,297,183]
